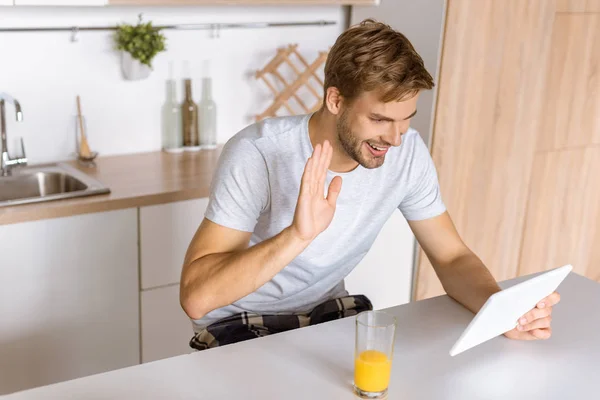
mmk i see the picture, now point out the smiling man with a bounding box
[180,19,560,350]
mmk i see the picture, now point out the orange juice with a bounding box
[354,349,392,393]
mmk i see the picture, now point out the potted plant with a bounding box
[115,14,167,81]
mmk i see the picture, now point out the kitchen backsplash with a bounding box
[0,6,345,164]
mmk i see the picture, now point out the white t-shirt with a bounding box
[195,113,446,330]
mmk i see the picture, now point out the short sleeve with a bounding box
[204,138,270,232]
[398,134,446,221]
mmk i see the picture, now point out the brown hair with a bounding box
[324,18,434,104]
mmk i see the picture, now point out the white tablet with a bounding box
[449,264,573,356]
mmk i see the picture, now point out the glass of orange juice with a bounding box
[353,310,396,399]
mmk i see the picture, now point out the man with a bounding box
[180,19,560,350]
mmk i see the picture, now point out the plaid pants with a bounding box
[190,295,372,351]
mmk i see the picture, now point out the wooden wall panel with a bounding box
[556,0,600,12]
[415,0,557,300]
[417,0,600,300]
[518,148,600,281]
[537,14,600,152]
[521,9,600,282]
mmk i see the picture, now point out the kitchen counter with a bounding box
[3,272,599,399]
[0,148,222,226]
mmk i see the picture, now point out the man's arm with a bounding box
[408,212,560,340]
[408,211,501,313]
[180,219,310,320]
[180,141,342,320]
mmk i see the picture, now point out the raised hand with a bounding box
[290,140,342,242]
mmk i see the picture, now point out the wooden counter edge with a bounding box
[0,188,211,226]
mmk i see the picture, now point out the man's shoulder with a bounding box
[220,114,309,167]
[230,114,309,145]
[401,127,425,148]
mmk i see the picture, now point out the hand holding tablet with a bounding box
[450,264,572,356]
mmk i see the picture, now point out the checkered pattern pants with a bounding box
[190,295,372,351]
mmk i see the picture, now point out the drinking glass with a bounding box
[354,310,397,399]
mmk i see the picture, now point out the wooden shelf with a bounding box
[108,0,377,5]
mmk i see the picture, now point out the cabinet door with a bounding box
[141,285,194,363]
[518,8,600,280]
[0,209,139,395]
[345,210,414,310]
[140,198,208,290]
[14,0,107,5]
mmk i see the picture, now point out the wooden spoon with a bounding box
[76,95,92,159]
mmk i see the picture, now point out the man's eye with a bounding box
[371,118,383,123]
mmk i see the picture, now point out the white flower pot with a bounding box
[121,51,152,81]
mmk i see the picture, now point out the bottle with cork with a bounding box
[161,61,183,153]
[180,61,200,150]
[199,59,217,150]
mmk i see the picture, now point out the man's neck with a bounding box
[308,108,359,173]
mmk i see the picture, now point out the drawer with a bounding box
[141,284,195,363]
[140,198,208,289]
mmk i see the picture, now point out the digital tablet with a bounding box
[449,264,573,356]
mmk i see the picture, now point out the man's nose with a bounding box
[384,122,406,147]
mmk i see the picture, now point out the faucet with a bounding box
[0,92,26,177]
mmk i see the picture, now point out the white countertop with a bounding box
[3,273,599,400]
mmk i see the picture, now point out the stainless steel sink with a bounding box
[0,163,110,207]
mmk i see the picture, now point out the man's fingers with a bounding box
[517,331,539,341]
[317,141,331,195]
[311,144,322,193]
[518,316,552,332]
[537,292,561,309]
[300,157,314,196]
[504,328,538,341]
[531,328,552,340]
[519,306,552,325]
[326,176,342,207]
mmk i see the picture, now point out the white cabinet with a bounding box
[0,1,14,6]
[139,198,207,363]
[345,209,415,309]
[141,285,194,363]
[14,0,107,5]
[0,209,139,395]
[140,198,208,290]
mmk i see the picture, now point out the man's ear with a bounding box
[325,87,344,116]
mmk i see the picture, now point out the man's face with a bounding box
[336,90,419,169]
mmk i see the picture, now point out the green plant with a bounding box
[115,14,166,68]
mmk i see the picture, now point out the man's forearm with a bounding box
[180,227,310,320]
[434,252,501,314]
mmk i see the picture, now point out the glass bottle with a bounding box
[199,60,217,150]
[181,61,199,148]
[161,62,183,152]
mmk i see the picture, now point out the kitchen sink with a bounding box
[0,163,110,207]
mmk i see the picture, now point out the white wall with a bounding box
[345,209,415,309]
[0,6,345,164]
[351,0,446,146]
